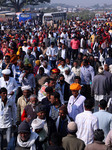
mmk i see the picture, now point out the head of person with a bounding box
[51,42,55,48]
[31,118,45,134]
[65,58,70,65]
[65,67,70,75]
[83,59,89,67]
[39,67,44,76]
[50,132,62,146]
[0,87,7,102]
[59,74,65,84]
[5,55,10,64]
[70,83,81,98]
[74,36,77,41]
[99,48,103,54]
[36,104,46,119]
[30,94,37,107]
[24,66,31,74]
[39,54,44,61]
[45,87,53,100]
[23,41,27,47]
[99,99,107,110]
[51,68,60,79]
[59,105,68,120]
[18,121,31,142]
[67,122,77,135]
[104,64,109,71]
[2,69,11,81]
[84,98,94,111]
[61,59,65,67]
[21,85,31,99]
[74,76,81,84]
[94,129,104,142]
[98,66,104,74]
[48,78,55,89]
[73,61,78,68]
[50,92,61,105]
[43,61,48,68]
[62,43,65,49]
[78,53,83,59]
[35,60,40,67]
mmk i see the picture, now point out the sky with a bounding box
[51,0,112,7]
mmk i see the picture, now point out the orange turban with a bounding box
[70,83,81,91]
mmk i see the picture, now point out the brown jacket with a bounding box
[85,141,108,150]
[62,134,85,150]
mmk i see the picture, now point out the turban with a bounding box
[2,69,11,75]
[70,83,81,91]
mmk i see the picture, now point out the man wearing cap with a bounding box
[0,69,18,102]
[91,66,109,112]
[63,67,75,85]
[62,122,85,150]
[35,104,56,140]
[24,47,36,68]
[15,121,42,150]
[67,83,86,121]
[17,85,32,124]
[19,66,36,93]
[21,95,38,125]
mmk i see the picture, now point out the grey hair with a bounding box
[30,94,37,100]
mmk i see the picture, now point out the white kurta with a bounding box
[0,77,18,102]
[67,94,86,121]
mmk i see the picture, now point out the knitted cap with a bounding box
[18,121,31,133]
[67,122,77,133]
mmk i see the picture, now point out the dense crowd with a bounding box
[0,17,112,150]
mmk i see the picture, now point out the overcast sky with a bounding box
[51,0,112,6]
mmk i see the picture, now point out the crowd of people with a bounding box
[0,17,112,150]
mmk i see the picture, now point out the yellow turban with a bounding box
[70,83,81,91]
[35,60,40,66]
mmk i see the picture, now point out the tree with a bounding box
[0,0,50,12]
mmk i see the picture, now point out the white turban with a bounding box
[21,85,32,91]
[31,119,45,132]
[2,69,11,75]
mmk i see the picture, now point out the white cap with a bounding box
[65,67,70,71]
[21,85,32,91]
[31,119,45,132]
[39,54,44,58]
[2,69,11,75]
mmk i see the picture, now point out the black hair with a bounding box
[84,98,94,110]
[94,129,104,141]
[39,67,44,72]
[74,76,81,81]
[0,87,7,94]
[47,78,55,84]
[59,74,64,78]
[45,87,53,93]
[5,55,10,59]
[99,100,107,109]
[51,92,60,103]
[50,132,62,146]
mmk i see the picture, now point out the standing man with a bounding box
[67,83,86,121]
[75,98,98,145]
[91,66,109,112]
[46,42,58,68]
[70,36,80,60]
[0,88,16,150]
[93,100,112,138]
[0,69,18,102]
